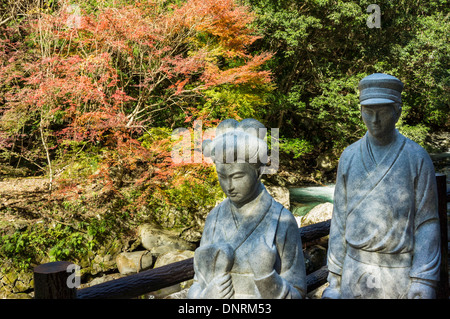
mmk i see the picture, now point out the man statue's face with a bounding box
[361,104,400,140]
[215,162,261,206]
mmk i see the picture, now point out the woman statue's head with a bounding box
[203,119,268,206]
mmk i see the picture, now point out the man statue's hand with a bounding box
[201,273,234,299]
[249,237,277,279]
[407,281,436,299]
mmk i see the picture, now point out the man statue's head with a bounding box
[358,73,404,142]
[203,119,268,207]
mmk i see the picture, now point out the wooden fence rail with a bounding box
[33,174,448,299]
[33,220,331,299]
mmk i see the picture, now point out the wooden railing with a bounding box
[33,220,331,299]
[33,174,448,299]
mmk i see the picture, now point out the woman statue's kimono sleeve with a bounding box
[253,209,307,299]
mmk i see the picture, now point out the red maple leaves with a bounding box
[0,0,273,197]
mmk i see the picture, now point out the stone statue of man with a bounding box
[322,73,441,299]
[188,118,306,299]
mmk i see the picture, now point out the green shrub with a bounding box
[279,137,313,159]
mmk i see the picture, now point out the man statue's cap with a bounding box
[358,73,404,105]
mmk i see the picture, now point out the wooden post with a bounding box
[436,174,449,299]
[33,261,77,299]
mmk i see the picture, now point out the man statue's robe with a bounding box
[327,130,441,298]
[189,187,306,299]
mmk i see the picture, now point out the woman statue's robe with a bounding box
[326,130,441,298]
[188,186,306,299]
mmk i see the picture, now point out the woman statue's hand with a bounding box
[201,273,234,299]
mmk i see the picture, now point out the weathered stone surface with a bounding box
[324,73,441,299]
[91,253,117,275]
[164,288,189,299]
[116,250,154,275]
[80,273,125,288]
[154,250,195,269]
[307,282,329,299]
[180,227,203,243]
[13,271,33,293]
[138,224,195,255]
[189,119,307,299]
[266,186,290,210]
[300,202,333,227]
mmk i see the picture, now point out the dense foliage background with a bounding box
[248,0,448,154]
[0,0,448,293]
[1,0,448,183]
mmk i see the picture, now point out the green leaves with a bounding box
[279,137,313,159]
[0,212,123,271]
[246,0,449,157]
[200,83,273,121]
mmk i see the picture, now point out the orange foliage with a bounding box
[0,0,273,204]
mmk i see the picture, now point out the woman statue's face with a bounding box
[215,162,261,207]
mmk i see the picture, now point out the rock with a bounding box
[158,207,180,229]
[116,250,154,275]
[153,250,194,268]
[13,271,33,293]
[138,224,195,255]
[1,271,18,287]
[164,288,189,299]
[4,292,33,299]
[316,154,337,172]
[90,254,117,275]
[301,202,333,226]
[180,227,203,243]
[147,250,194,299]
[81,273,125,288]
[307,282,329,299]
[266,186,290,210]
[0,268,34,297]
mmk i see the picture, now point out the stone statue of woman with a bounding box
[187,119,306,299]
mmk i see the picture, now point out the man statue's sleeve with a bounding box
[327,158,348,276]
[410,154,441,283]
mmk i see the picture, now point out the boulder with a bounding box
[266,186,290,210]
[91,254,117,275]
[164,288,189,299]
[116,250,154,275]
[138,224,196,255]
[153,250,194,268]
[13,271,33,293]
[300,202,333,226]
[0,268,34,298]
[81,273,125,288]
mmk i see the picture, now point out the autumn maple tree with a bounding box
[0,0,273,207]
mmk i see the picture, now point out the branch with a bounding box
[0,146,46,172]
[0,17,12,27]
